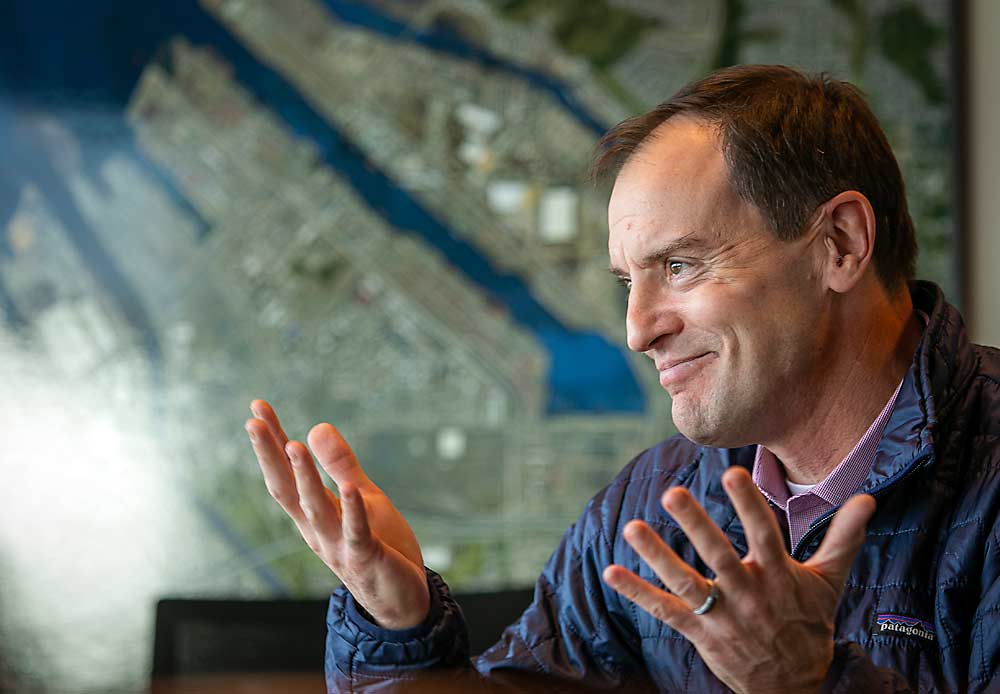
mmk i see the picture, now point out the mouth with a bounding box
[656,353,714,389]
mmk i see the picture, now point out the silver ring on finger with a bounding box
[692,578,720,616]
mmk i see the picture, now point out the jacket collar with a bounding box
[860,280,978,495]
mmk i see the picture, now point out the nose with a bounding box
[625,279,683,353]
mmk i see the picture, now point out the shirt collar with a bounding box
[753,377,905,509]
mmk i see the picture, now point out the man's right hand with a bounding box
[245,399,430,630]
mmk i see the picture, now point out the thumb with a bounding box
[307,423,376,492]
[805,494,876,586]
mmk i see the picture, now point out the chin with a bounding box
[677,426,730,447]
[671,401,746,449]
[672,410,721,446]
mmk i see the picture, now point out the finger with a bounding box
[602,564,700,638]
[307,423,376,492]
[622,520,714,608]
[661,487,745,581]
[806,494,876,586]
[246,418,299,513]
[250,399,290,448]
[339,482,378,559]
[722,467,787,565]
[285,440,344,548]
[246,421,328,553]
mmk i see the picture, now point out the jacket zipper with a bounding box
[789,453,933,561]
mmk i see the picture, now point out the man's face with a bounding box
[607,117,829,447]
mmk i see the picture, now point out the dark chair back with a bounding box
[151,587,535,676]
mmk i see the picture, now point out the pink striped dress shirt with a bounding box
[752,378,904,552]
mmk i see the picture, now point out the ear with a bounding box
[820,191,876,294]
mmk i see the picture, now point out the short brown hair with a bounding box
[591,64,917,290]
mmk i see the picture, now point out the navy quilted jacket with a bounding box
[325,281,1000,693]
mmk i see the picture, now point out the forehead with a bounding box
[607,118,747,255]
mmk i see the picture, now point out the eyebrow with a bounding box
[607,232,711,277]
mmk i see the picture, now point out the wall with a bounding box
[969,0,1000,345]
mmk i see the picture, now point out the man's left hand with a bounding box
[602,467,876,694]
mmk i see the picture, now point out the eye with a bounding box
[616,276,632,291]
[667,261,688,276]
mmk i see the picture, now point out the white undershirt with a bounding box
[785,479,816,497]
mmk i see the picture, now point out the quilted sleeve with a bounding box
[323,455,659,693]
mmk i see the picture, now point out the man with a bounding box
[245,65,1000,692]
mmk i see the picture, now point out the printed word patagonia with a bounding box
[875,613,936,642]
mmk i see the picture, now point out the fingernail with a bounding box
[665,490,688,511]
[245,424,257,442]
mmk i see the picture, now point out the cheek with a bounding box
[739,303,823,377]
[715,287,806,363]
[690,282,770,341]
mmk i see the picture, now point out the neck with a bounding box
[764,285,923,485]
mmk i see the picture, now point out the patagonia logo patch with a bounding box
[874,613,936,642]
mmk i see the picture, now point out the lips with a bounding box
[656,353,713,389]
